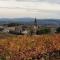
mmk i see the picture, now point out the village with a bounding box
[0,18,59,35]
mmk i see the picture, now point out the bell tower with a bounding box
[33,17,38,34]
[34,18,37,26]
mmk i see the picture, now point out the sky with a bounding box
[0,0,60,19]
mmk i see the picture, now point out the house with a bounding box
[2,26,15,33]
[15,26,22,33]
[14,26,29,35]
[21,30,30,35]
[2,29,9,33]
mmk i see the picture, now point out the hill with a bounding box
[0,18,60,26]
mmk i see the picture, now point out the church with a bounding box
[33,18,38,34]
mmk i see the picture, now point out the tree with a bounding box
[56,27,60,33]
[0,28,4,31]
[36,28,51,35]
[7,23,19,27]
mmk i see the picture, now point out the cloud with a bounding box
[0,1,60,11]
[16,0,60,3]
[0,0,60,18]
[1,0,60,3]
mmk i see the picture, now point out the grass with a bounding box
[0,34,60,60]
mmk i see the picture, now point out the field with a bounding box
[0,34,60,60]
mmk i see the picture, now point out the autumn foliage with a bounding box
[0,34,60,60]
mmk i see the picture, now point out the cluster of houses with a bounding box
[0,18,58,35]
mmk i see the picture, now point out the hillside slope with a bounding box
[0,34,60,60]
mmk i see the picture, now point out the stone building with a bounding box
[33,18,38,34]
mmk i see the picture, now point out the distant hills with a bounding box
[0,18,60,26]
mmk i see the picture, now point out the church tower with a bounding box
[33,17,38,34]
[34,18,37,26]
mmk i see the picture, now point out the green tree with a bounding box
[56,27,60,33]
[36,28,51,35]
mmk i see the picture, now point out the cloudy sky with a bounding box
[0,0,60,19]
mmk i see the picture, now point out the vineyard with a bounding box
[0,34,60,60]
